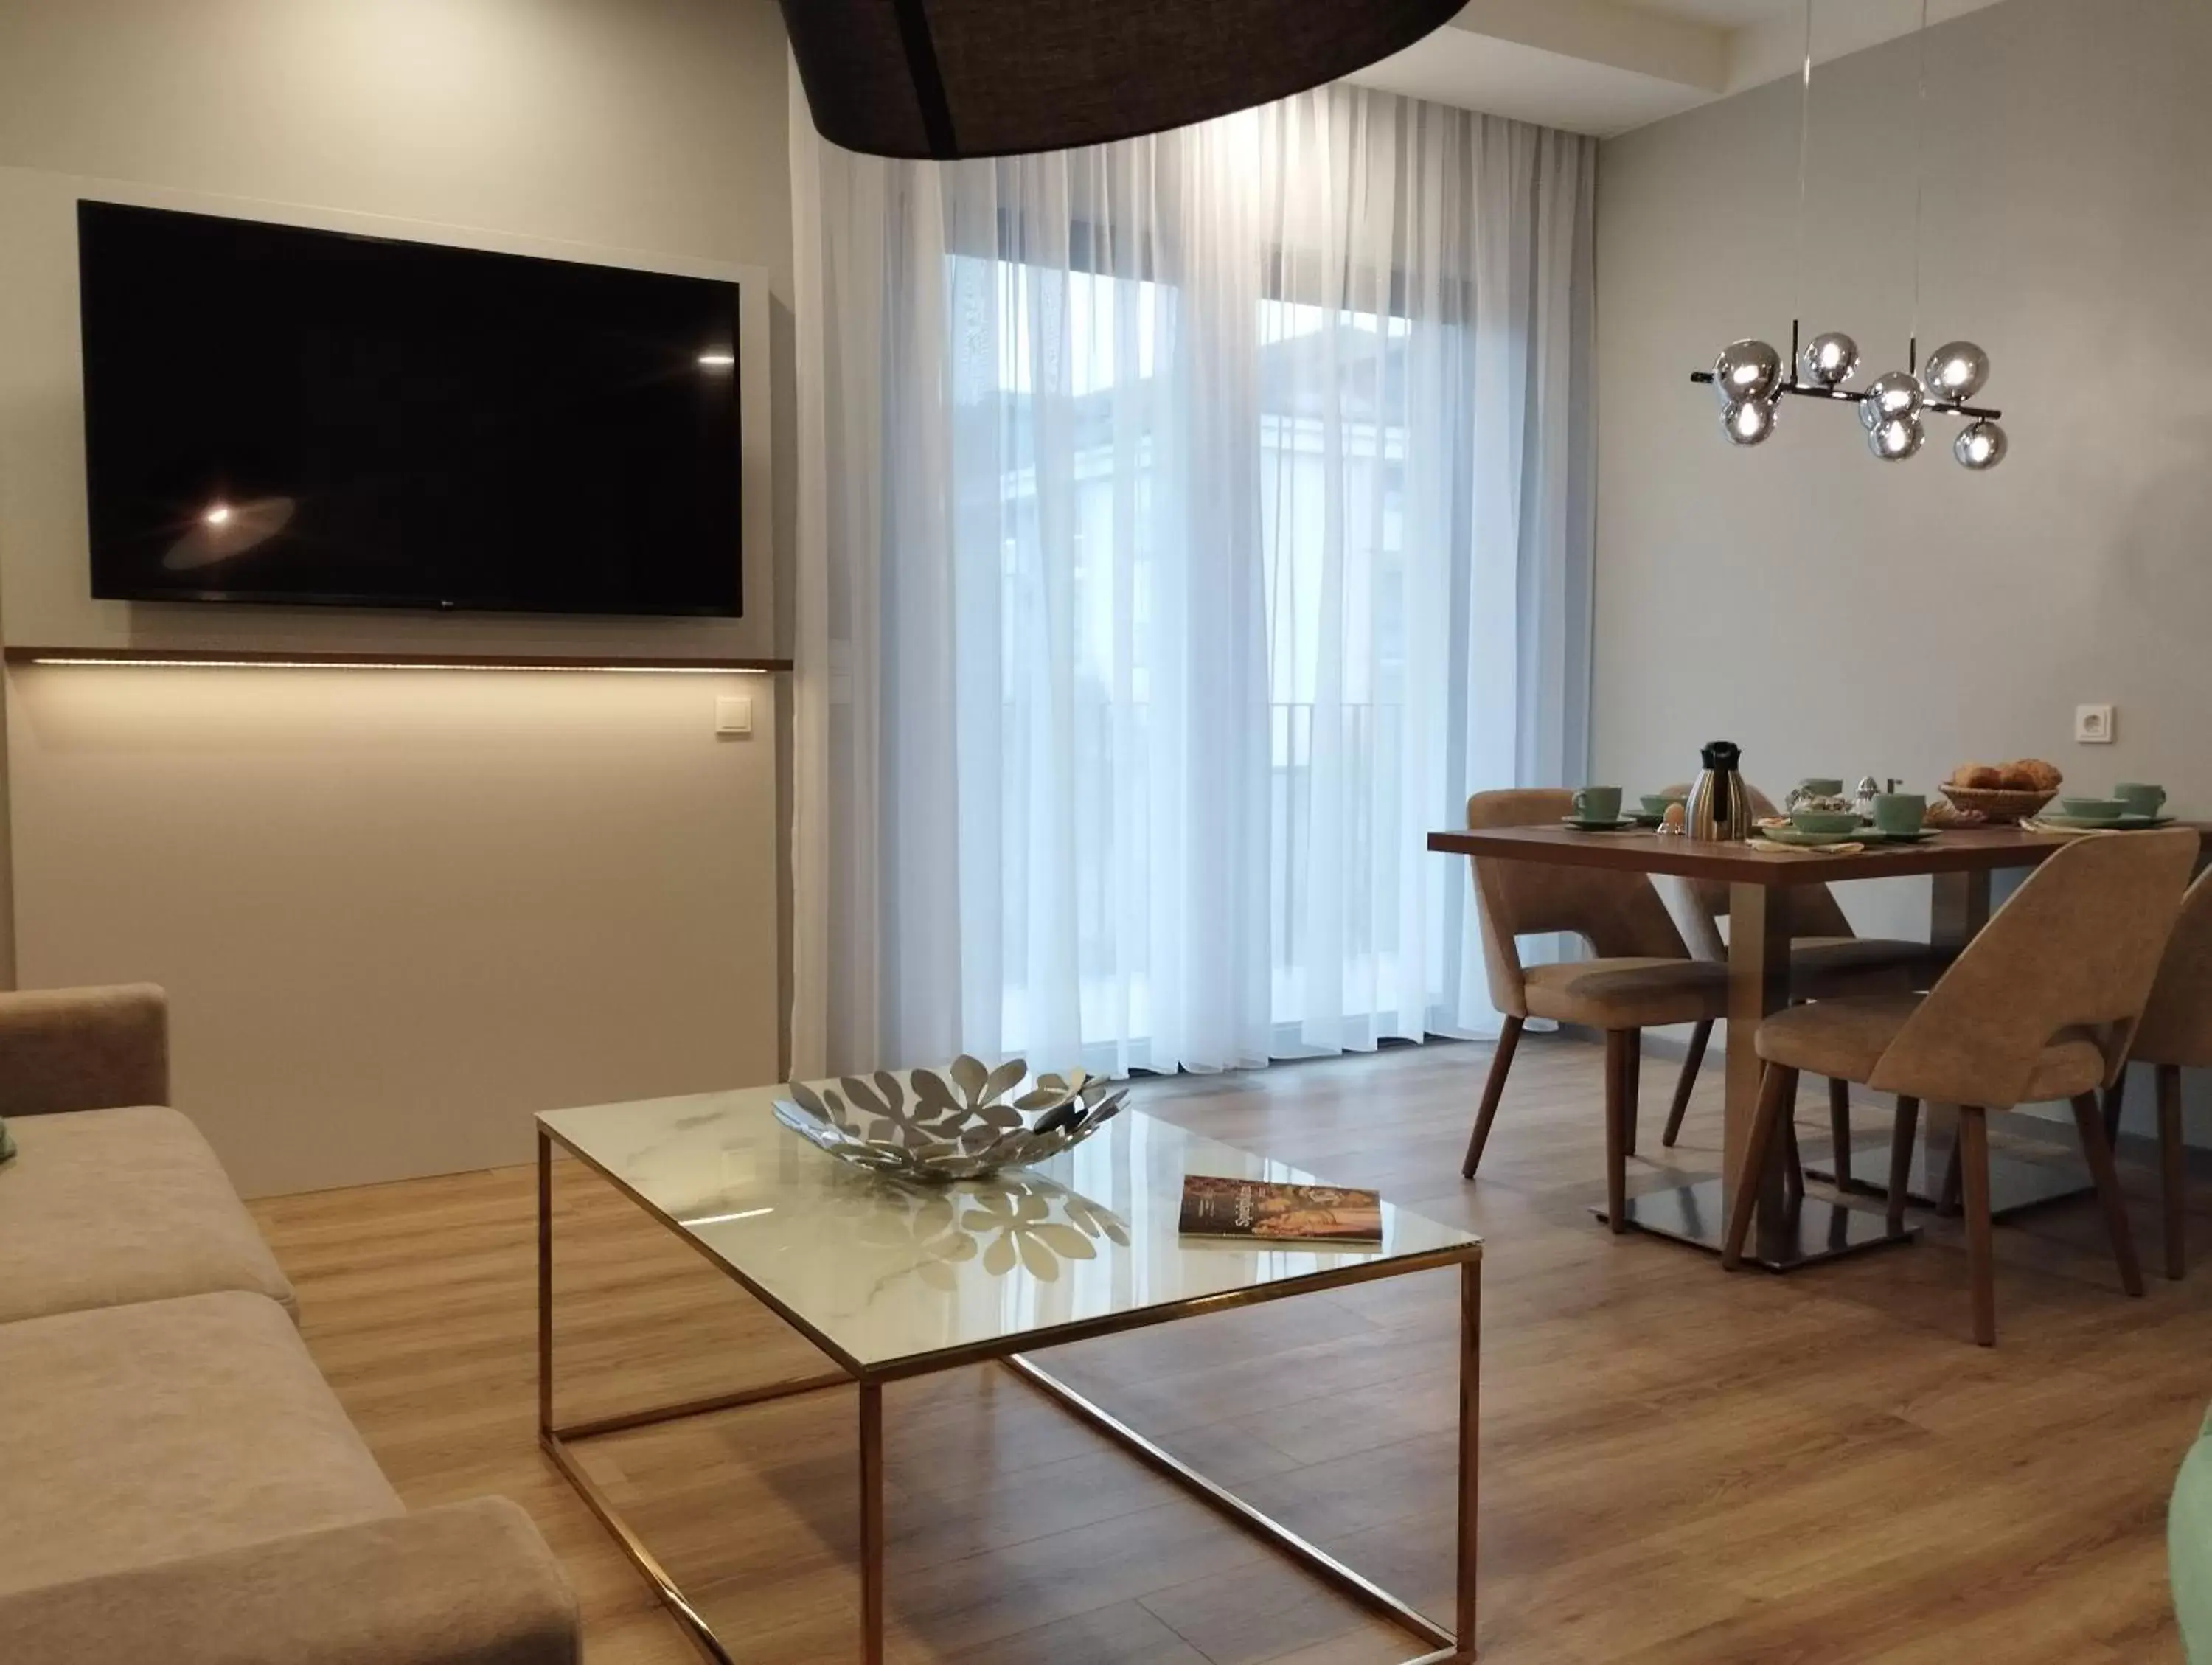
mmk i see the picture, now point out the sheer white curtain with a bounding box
[791,77,1594,1078]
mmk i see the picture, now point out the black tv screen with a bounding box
[77,201,742,616]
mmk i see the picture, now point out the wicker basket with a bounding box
[1938,782,2057,824]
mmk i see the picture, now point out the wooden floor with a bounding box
[248,1035,2212,1665]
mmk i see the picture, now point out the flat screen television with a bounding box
[76,201,743,617]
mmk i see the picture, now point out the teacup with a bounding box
[1871,793,1927,835]
[2115,782,2167,818]
[1640,792,1685,816]
[1796,777,1846,799]
[1790,809,1860,836]
[2058,796,2125,821]
[1571,786,1624,824]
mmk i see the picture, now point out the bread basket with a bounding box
[1938,783,2056,824]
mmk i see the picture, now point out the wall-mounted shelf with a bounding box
[4,646,792,674]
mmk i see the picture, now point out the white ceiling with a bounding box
[1610,0,1800,29]
[1347,0,2016,139]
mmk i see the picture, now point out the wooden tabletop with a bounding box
[1425,823,2212,887]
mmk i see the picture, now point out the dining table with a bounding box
[1425,821,2212,1271]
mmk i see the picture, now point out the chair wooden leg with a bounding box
[1722,1063,1797,1270]
[1604,1029,1637,1234]
[1662,1020,1711,1147]
[1461,1015,1523,1179]
[2102,1074,2129,1150]
[1887,1096,1921,1235]
[1781,1110,1805,1202]
[1959,1108,1997,1346]
[1828,1077,1853,1189]
[2158,1064,2188,1281]
[2071,1092,2146,1299]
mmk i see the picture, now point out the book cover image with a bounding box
[1178,1175,1384,1245]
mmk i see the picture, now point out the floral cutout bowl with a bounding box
[773,1056,1130,1183]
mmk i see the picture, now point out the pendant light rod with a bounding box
[1790,0,1815,330]
[1907,0,1930,370]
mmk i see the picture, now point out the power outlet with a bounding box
[2075,703,2115,745]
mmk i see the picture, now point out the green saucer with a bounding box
[1857,827,1940,843]
[1757,826,1863,848]
[2038,813,2173,831]
[1560,817,1637,832]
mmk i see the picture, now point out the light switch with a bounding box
[714,695,753,737]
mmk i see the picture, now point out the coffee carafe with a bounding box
[1685,740,1753,842]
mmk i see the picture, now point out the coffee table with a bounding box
[538,1086,1482,1665]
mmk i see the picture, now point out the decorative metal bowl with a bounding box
[773,1057,1130,1183]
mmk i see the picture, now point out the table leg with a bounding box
[1722,881,1792,1217]
[859,1380,885,1665]
[1807,868,2096,1218]
[1455,1261,1479,1661]
[538,1125,554,1439]
[1597,881,1916,1268]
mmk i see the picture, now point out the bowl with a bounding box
[2057,797,2125,821]
[773,1057,1130,1183]
[1790,810,1860,835]
[1938,782,2056,824]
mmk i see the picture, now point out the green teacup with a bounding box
[2115,782,2167,817]
[2058,796,2125,821]
[1790,809,1860,835]
[1797,777,1846,799]
[1871,793,1926,835]
[1640,793,1685,816]
[1572,786,1623,824]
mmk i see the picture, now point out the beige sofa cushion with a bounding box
[0,1291,401,1597]
[0,1105,296,1326]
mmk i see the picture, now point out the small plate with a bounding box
[1632,812,1671,828]
[1756,826,1863,848]
[2123,813,2177,827]
[1560,817,1637,832]
[2036,813,2126,830]
[1857,827,1941,843]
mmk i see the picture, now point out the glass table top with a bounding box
[539,1085,1480,1375]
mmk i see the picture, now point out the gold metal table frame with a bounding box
[538,1125,1481,1665]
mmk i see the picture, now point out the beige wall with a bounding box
[1594,0,2212,1136]
[0,0,796,1194]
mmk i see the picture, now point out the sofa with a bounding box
[0,984,578,1665]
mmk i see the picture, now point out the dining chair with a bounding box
[1721,827,2197,1344]
[1461,789,1731,1233]
[2104,863,2212,1279]
[1655,781,1950,1187]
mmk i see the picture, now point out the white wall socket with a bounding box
[714,695,754,737]
[2075,703,2115,744]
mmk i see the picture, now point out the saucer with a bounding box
[1632,813,1671,828]
[2037,813,2171,831]
[1560,817,1637,832]
[1857,827,1940,843]
[1757,826,1863,848]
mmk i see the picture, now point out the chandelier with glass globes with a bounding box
[1694,330,2005,469]
[1688,0,2007,472]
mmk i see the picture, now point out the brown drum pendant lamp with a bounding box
[778,0,1467,160]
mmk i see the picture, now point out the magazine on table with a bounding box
[1178,1175,1384,1245]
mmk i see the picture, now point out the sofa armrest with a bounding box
[0,983,168,1116]
[0,1498,577,1665]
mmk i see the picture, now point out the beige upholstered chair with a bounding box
[1655,781,1949,1183]
[1461,789,1731,1231]
[2107,865,2212,1279]
[1722,828,2197,1344]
